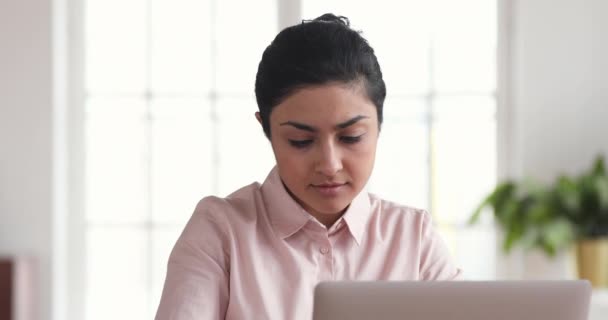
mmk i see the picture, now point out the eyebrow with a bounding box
[279,115,369,132]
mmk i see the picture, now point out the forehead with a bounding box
[270,83,377,125]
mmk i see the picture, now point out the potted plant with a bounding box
[470,155,608,287]
[554,156,608,287]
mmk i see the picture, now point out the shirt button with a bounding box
[320,247,329,254]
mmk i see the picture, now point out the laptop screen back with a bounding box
[313,280,591,320]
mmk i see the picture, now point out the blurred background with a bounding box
[0,0,607,319]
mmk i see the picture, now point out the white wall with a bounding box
[0,1,55,319]
[501,0,608,279]
[508,0,608,181]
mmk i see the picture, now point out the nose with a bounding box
[315,140,343,177]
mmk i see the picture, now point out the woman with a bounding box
[156,13,461,320]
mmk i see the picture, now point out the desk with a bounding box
[589,290,608,320]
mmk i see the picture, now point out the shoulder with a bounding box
[192,182,263,225]
[176,182,264,250]
[368,193,430,224]
[366,193,436,241]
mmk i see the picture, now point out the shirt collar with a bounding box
[261,167,313,239]
[260,166,371,245]
[339,186,371,246]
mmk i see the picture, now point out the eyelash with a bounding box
[288,135,364,149]
[340,135,362,144]
[288,139,313,148]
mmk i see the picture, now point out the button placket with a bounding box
[317,237,334,281]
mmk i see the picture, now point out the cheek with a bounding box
[352,138,378,158]
[345,140,377,172]
[272,142,309,171]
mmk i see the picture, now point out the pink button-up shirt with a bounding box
[155,167,462,320]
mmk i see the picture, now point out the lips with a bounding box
[311,182,347,196]
[314,183,345,188]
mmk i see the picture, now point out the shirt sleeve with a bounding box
[155,199,230,320]
[418,211,463,281]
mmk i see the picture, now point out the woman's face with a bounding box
[260,82,379,226]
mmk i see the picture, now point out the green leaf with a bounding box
[540,239,557,257]
[469,194,492,225]
[555,176,580,212]
[497,198,519,227]
[592,156,606,176]
[594,175,608,210]
[468,182,515,225]
[527,201,550,224]
[540,219,574,256]
[503,222,524,253]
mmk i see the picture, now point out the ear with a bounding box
[256,112,273,141]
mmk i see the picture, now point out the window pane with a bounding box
[302,1,433,95]
[432,0,496,93]
[432,96,496,225]
[215,0,278,94]
[364,1,433,95]
[383,95,429,121]
[85,98,147,224]
[150,98,213,224]
[150,0,212,93]
[215,97,275,196]
[301,0,362,25]
[85,0,147,94]
[374,36,431,96]
[370,99,429,209]
[438,225,497,280]
[86,226,148,320]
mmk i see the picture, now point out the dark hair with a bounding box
[254,13,386,138]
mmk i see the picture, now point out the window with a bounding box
[81,0,496,318]
[83,1,276,318]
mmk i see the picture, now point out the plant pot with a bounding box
[576,237,608,288]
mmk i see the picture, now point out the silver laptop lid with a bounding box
[313,280,592,320]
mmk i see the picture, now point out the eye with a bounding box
[340,134,364,144]
[288,139,313,148]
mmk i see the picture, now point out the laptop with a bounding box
[312,280,591,320]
